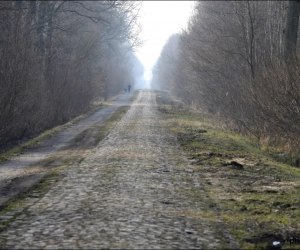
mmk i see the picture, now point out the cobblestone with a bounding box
[0,90,237,249]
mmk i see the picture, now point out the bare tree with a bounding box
[152,1,300,163]
[284,0,300,63]
[0,1,142,150]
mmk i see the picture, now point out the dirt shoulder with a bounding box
[155,90,300,249]
[0,91,136,209]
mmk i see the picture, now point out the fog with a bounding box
[134,76,151,90]
[129,53,151,90]
[135,1,195,86]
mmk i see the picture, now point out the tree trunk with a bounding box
[284,0,300,63]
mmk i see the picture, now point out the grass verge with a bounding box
[0,104,132,231]
[0,102,108,163]
[0,167,65,234]
[95,105,130,145]
[155,90,300,249]
[93,90,138,145]
[0,92,137,232]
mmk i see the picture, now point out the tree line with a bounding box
[0,1,143,150]
[152,1,300,165]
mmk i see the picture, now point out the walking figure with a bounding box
[128,84,131,93]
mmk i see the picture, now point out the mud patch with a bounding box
[0,173,44,209]
[244,233,284,249]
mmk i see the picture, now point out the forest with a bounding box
[0,1,143,150]
[152,1,300,166]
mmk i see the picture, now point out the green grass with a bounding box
[73,91,137,146]
[155,90,300,249]
[95,106,130,145]
[73,129,89,143]
[0,170,63,231]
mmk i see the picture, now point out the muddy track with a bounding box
[0,90,238,249]
[0,93,133,208]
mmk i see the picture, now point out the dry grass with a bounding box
[155,90,300,249]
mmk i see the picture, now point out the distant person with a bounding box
[128,84,131,93]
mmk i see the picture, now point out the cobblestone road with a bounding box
[0,90,237,249]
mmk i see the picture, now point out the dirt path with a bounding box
[0,90,237,249]
[0,92,133,207]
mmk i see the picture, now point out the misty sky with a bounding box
[135,1,195,87]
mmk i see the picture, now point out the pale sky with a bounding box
[135,1,195,86]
